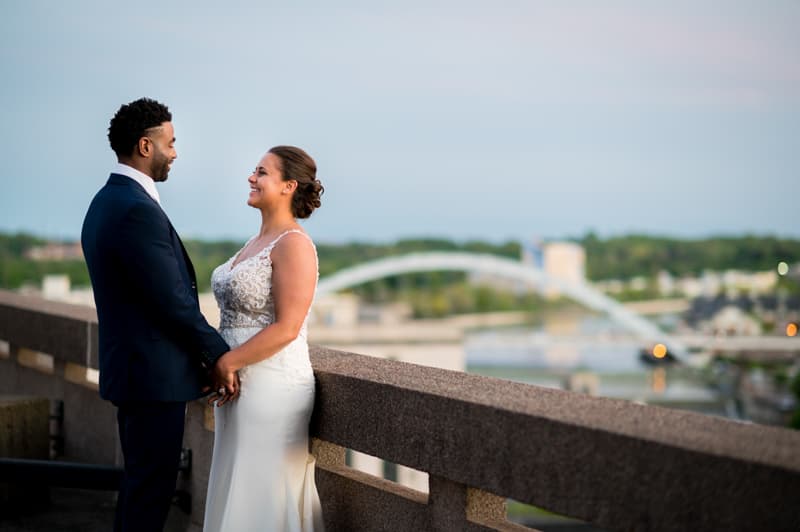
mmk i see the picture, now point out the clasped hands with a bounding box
[204,354,240,406]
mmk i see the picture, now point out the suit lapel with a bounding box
[175,232,198,291]
[110,174,199,295]
[162,217,198,295]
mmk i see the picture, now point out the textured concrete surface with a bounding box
[309,345,800,531]
[316,460,430,531]
[182,400,215,531]
[0,360,119,468]
[0,291,98,367]
[2,291,800,531]
[0,396,49,458]
[0,395,50,513]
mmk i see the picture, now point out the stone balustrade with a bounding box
[1,289,799,531]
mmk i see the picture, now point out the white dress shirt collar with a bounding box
[113,163,161,205]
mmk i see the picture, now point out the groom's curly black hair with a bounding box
[108,98,172,158]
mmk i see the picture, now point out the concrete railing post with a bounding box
[0,396,50,513]
[9,343,19,362]
[311,438,346,467]
[428,475,470,529]
[428,475,526,531]
[466,488,516,529]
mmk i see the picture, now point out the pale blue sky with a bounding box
[1,1,798,243]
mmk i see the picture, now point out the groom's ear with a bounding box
[137,137,151,158]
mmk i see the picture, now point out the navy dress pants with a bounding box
[114,401,186,532]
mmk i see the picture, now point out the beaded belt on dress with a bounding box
[219,309,271,329]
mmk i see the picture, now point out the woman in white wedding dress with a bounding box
[203,146,325,532]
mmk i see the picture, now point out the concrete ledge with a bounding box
[0,291,98,367]
[3,291,800,531]
[309,346,800,532]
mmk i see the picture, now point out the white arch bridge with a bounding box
[317,252,688,362]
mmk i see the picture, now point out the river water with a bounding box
[464,314,728,416]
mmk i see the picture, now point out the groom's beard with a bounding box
[151,151,172,182]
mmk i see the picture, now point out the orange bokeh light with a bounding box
[787,323,798,337]
[652,343,668,359]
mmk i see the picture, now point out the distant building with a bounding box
[43,274,71,299]
[628,276,648,292]
[25,242,84,261]
[618,269,780,299]
[357,301,413,325]
[708,306,761,336]
[674,270,778,298]
[30,274,95,307]
[656,270,676,296]
[593,278,625,295]
[686,293,800,333]
[543,241,585,298]
[309,293,360,327]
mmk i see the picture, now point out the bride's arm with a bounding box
[216,233,317,373]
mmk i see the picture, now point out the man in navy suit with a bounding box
[82,98,237,531]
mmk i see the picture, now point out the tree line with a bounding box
[580,233,800,280]
[1,232,798,295]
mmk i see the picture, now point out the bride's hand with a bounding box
[208,374,240,406]
[210,355,241,406]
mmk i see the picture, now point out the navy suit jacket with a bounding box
[81,173,228,402]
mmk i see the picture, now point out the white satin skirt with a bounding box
[203,327,323,532]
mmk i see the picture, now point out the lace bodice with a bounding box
[211,230,317,334]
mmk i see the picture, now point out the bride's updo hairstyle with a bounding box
[269,145,324,219]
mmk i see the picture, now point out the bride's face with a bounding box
[247,153,289,209]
